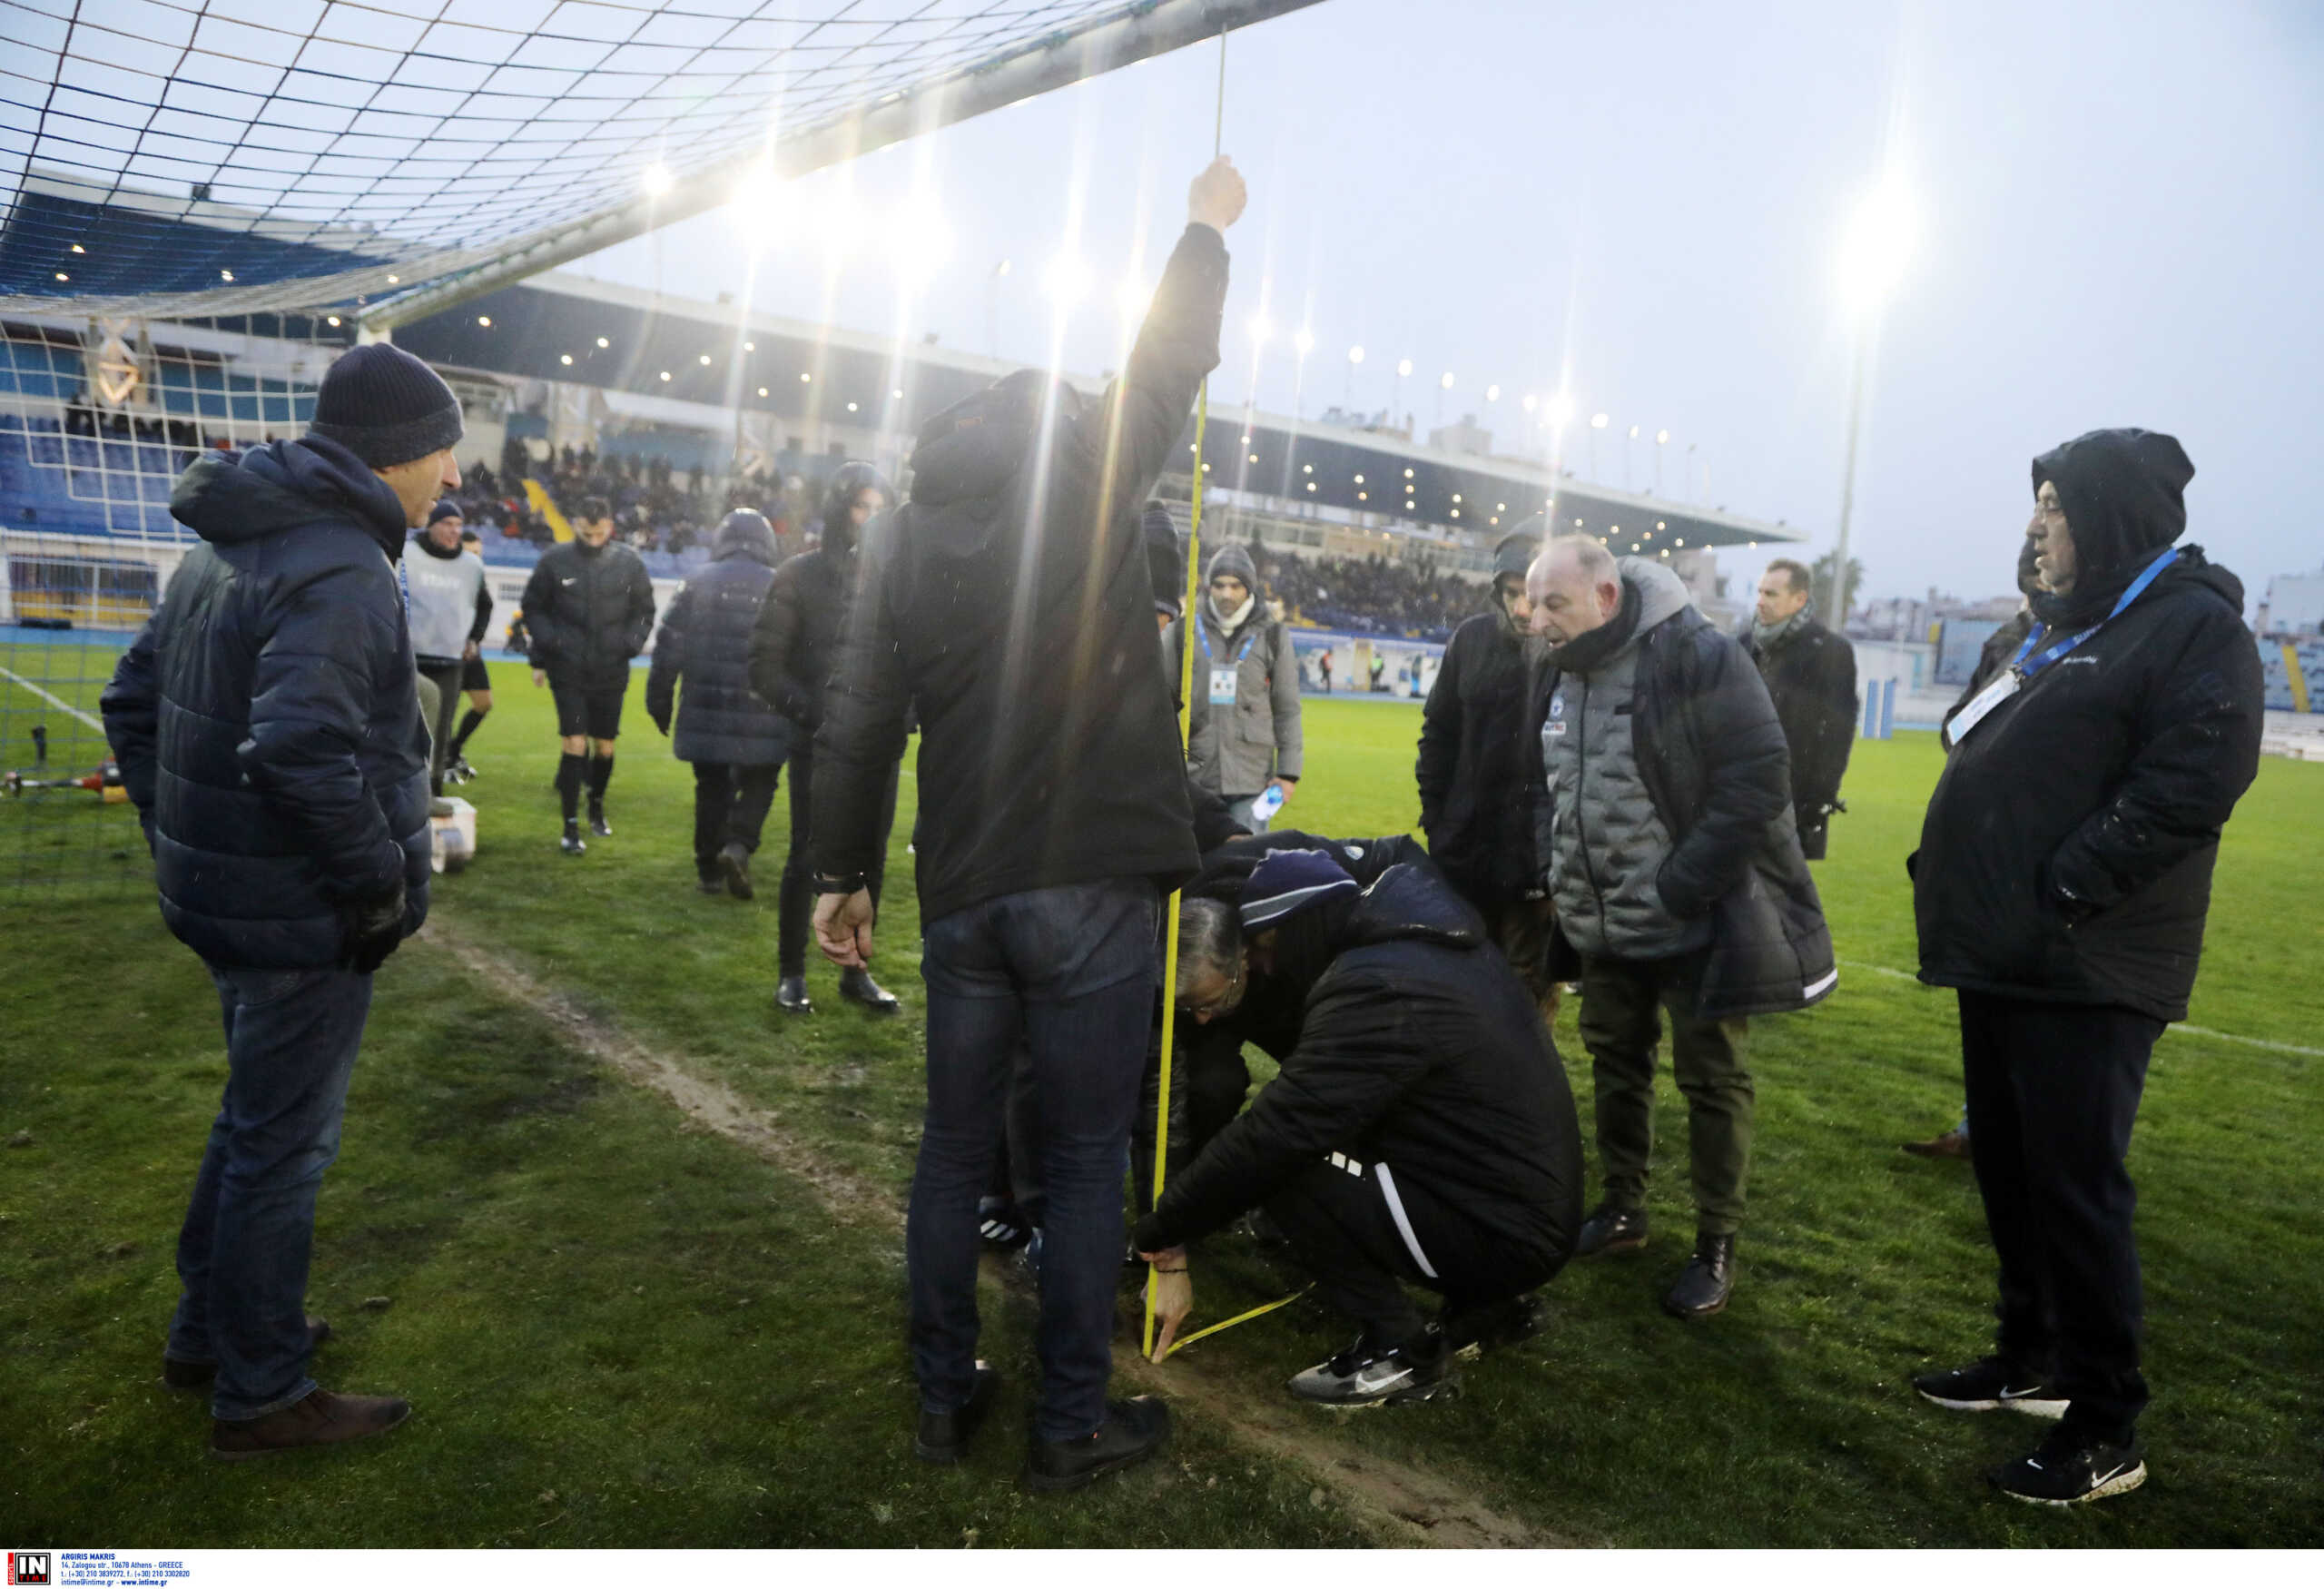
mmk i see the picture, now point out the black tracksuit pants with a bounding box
[1264,1156,1550,1347]
[1957,990,2162,1441]
[776,739,899,977]
[689,761,782,881]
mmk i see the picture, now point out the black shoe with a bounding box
[1988,1425,2146,1505]
[447,755,476,785]
[718,840,754,901]
[696,876,726,896]
[1441,1293,1542,1361]
[913,1362,1000,1465]
[978,1198,1032,1252]
[559,821,586,856]
[839,967,900,1014]
[774,975,812,1013]
[1287,1326,1456,1406]
[1663,1233,1736,1318]
[1024,1397,1170,1494]
[1574,1202,1649,1257]
[163,1316,332,1390]
[1912,1356,2069,1418]
[587,804,612,838]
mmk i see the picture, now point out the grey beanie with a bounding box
[1206,542,1259,593]
[308,343,464,469]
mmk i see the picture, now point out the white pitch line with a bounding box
[1837,958,2324,1059]
[0,664,105,731]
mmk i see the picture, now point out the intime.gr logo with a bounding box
[6,1552,51,1585]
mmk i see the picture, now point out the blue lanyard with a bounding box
[2011,547,2178,680]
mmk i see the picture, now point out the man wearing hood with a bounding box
[1168,541,1303,830]
[405,498,491,801]
[646,508,791,901]
[1416,524,1552,995]
[1908,429,2262,1505]
[520,494,657,854]
[807,156,1244,1492]
[101,340,454,1459]
[1134,848,1582,1406]
[747,465,903,1015]
[1521,538,1834,1319]
[1739,558,1856,861]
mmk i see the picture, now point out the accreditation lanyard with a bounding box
[1945,546,2177,748]
[1196,615,1260,706]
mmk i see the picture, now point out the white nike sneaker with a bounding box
[1287,1327,1456,1408]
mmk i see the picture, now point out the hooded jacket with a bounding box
[809,222,1226,921]
[101,435,431,969]
[646,510,790,765]
[1133,861,1582,1276]
[1168,541,1304,799]
[1914,430,2262,1022]
[1416,532,1542,911]
[1521,557,1836,1017]
[746,467,888,735]
[520,532,656,693]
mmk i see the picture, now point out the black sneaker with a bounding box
[1662,1232,1736,1319]
[774,975,812,1013]
[587,804,613,838]
[1441,1293,1542,1361]
[718,840,753,900]
[1988,1426,2146,1505]
[559,822,586,857]
[977,1198,1032,1252]
[1024,1397,1170,1494]
[448,755,477,785]
[1913,1356,2069,1419]
[913,1362,1000,1465]
[1287,1326,1456,1407]
[1574,1202,1649,1257]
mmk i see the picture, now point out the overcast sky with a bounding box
[569,0,2322,611]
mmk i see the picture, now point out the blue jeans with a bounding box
[168,963,373,1420]
[913,878,1159,1442]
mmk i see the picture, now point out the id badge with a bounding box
[1209,666,1238,706]
[1943,669,2021,748]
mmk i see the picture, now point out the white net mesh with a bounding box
[0,0,1158,317]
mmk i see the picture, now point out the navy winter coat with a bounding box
[1415,608,1538,911]
[101,436,431,970]
[645,514,791,765]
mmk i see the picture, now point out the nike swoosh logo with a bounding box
[2091,1463,2128,1485]
[2024,1460,2043,1472]
[1348,1365,1413,1395]
[1999,1386,2043,1398]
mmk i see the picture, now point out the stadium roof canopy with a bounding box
[0,0,1318,322]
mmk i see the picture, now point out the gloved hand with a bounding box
[651,710,672,736]
[341,877,409,973]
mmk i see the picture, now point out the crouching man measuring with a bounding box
[1135,848,1583,1405]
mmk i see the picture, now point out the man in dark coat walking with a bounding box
[1909,429,2262,1506]
[748,463,902,1015]
[1415,524,1551,998]
[101,341,455,1459]
[1521,540,1835,1319]
[646,508,790,899]
[520,495,656,854]
[807,156,1243,1493]
[1740,557,1856,860]
[1136,848,1582,1405]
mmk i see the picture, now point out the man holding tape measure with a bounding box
[811,156,1244,1493]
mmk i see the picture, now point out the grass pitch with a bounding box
[3,668,2319,1546]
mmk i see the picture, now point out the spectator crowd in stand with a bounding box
[444,440,827,560]
[1256,546,1482,642]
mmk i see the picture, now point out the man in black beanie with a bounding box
[521,495,657,854]
[1909,429,2263,1505]
[101,338,459,1458]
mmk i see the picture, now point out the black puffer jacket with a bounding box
[747,468,886,734]
[1915,430,2263,1022]
[101,436,430,970]
[1416,608,1538,910]
[646,511,789,765]
[521,536,655,692]
[1741,614,1856,850]
[1134,863,1582,1272]
[1521,588,1837,1018]
[811,222,1225,920]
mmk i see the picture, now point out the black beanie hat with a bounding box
[309,343,464,469]
[427,498,463,528]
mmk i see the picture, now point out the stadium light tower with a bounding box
[1589,410,1609,481]
[1394,358,1413,430]
[1831,176,1918,628]
[1344,343,1364,408]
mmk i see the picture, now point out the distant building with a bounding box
[2254,568,2324,636]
